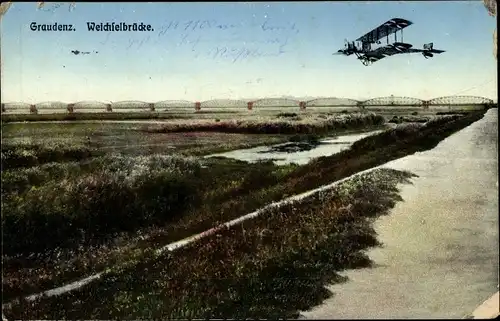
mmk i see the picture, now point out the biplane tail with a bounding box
[421,42,445,58]
[423,42,433,50]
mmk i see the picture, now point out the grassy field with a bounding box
[0,103,488,122]
[6,168,417,319]
[0,111,190,122]
[1,112,385,298]
[1,113,386,169]
[1,109,486,317]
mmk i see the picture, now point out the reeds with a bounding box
[1,141,93,170]
[4,168,417,319]
[2,155,203,256]
[141,113,386,134]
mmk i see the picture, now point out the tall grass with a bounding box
[141,113,386,134]
[2,155,203,255]
[1,141,93,170]
[388,115,430,124]
[1,155,298,257]
[4,168,416,319]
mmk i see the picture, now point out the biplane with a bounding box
[334,18,445,66]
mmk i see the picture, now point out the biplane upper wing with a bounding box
[356,18,413,43]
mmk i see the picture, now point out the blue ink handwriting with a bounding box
[156,19,242,36]
[126,35,151,50]
[209,39,289,63]
[108,17,299,62]
[260,20,299,34]
[37,2,76,13]
[155,19,298,38]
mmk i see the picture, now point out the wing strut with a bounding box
[356,18,413,43]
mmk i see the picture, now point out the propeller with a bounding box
[334,40,348,56]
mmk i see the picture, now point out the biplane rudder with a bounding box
[423,42,433,50]
[421,42,445,58]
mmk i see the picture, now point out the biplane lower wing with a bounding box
[356,18,413,43]
[407,48,446,54]
[361,45,401,63]
[407,42,446,54]
[360,43,445,64]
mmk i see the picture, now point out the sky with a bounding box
[1,1,497,103]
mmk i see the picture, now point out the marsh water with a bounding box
[300,109,499,319]
[206,130,383,165]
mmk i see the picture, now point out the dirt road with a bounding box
[300,109,499,319]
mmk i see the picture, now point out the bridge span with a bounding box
[1,95,495,114]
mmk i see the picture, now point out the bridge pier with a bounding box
[149,103,155,112]
[195,101,201,112]
[29,105,38,114]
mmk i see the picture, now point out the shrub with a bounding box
[276,112,299,118]
[1,142,92,170]
[2,154,203,255]
[141,113,386,135]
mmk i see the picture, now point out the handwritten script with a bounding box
[107,18,300,63]
[37,2,76,13]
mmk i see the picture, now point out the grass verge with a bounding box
[3,168,417,319]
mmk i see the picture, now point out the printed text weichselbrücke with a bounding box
[29,22,154,32]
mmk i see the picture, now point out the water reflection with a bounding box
[206,130,383,165]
